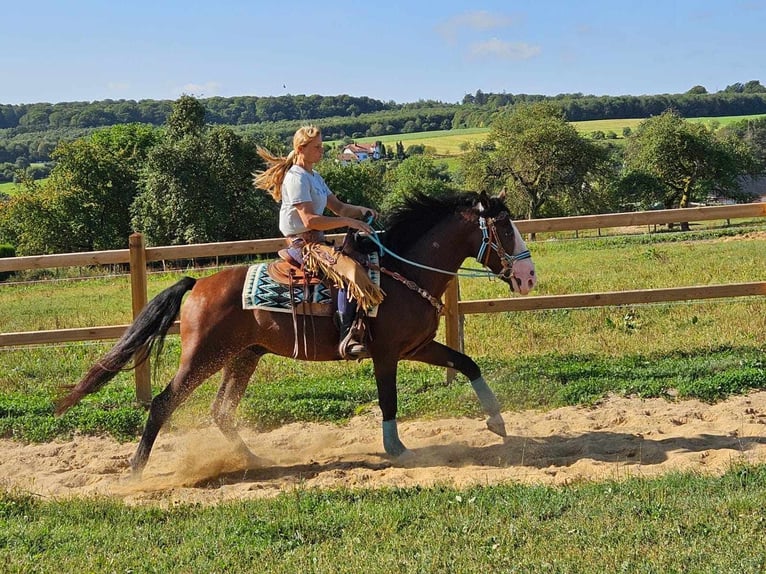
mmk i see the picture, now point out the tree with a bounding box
[460,101,608,220]
[723,82,745,93]
[622,110,756,229]
[132,96,277,245]
[719,116,766,169]
[205,127,279,241]
[166,94,207,139]
[0,124,158,254]
[0,179,63,254]
[743,80,766,94]
[686,85,708,95]
[317,160,387,212]
[382,155,454,211]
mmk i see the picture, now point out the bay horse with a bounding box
[56,190,537,477]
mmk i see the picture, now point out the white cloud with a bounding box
[437,10,517,43]
[469,39,541,60]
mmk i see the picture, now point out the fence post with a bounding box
[129,233,152,406]
[443,278,464,384]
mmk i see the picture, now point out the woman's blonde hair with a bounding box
[253,125,322,202]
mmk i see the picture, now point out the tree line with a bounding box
[460,80,766,119]
[3,81,763,132]
[0,94,399,130]
[1,94,764,260]
[2,81,766,182]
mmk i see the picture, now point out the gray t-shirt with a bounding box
[279,165,332,236]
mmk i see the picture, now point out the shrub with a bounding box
[677,367,766,402]
[0,243,15,281]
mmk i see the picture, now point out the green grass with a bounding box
[0,181,20,196]
[3,466,766,573]
[687,113,766,127]
[1,343,762,443]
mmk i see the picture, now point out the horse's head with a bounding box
[473,190,537,295]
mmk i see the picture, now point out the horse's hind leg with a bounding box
[211,347,268,467]
[130,354,231,477]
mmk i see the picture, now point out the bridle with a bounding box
[365,211,532,312]
[367,212,530,279]
[476,214,532,281]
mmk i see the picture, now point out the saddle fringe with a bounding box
[303,243,385,310]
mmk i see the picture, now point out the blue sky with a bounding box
[3,0,765,105]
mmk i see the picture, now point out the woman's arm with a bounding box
[294,201,373,234]
[326,194,377,221]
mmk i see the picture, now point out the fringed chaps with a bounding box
[302,243,385,311]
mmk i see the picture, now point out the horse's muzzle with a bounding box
[511,273,536,295]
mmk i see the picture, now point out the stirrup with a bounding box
[339,331,369,360]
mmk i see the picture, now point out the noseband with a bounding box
[476,215,532,279]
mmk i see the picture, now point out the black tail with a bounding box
[55,276,197,415]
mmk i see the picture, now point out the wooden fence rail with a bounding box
[1,203,764,396]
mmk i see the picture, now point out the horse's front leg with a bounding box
[372,356,412,458]
[408,341,507,437]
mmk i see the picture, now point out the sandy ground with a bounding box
[2,392,766,506]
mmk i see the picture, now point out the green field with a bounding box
[331,114,766,156]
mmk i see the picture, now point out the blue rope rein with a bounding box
[364,220,532,279]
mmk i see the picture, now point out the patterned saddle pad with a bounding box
[242,263,332,314]
[241,253,380,316]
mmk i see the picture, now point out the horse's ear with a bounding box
[497,187,507,201]
[477,190,491,213]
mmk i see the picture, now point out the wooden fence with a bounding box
[1,203,765,398]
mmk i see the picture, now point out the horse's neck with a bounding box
[397,219,473,296]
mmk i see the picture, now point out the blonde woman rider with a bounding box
[254,125,378,359]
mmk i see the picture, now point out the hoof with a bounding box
[486,413,507,437]
[128,456,143,480]
[388,448,416,465]
[242,451,273,469]
[382,419,408,458]
[384,442,410,458]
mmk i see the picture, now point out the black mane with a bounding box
[378,190,508,254]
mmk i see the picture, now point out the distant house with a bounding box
[339,142,382,163]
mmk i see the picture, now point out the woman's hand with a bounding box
[345,217,373,234]
[360,207,378,222]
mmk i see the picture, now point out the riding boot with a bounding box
[337,298,369,359]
